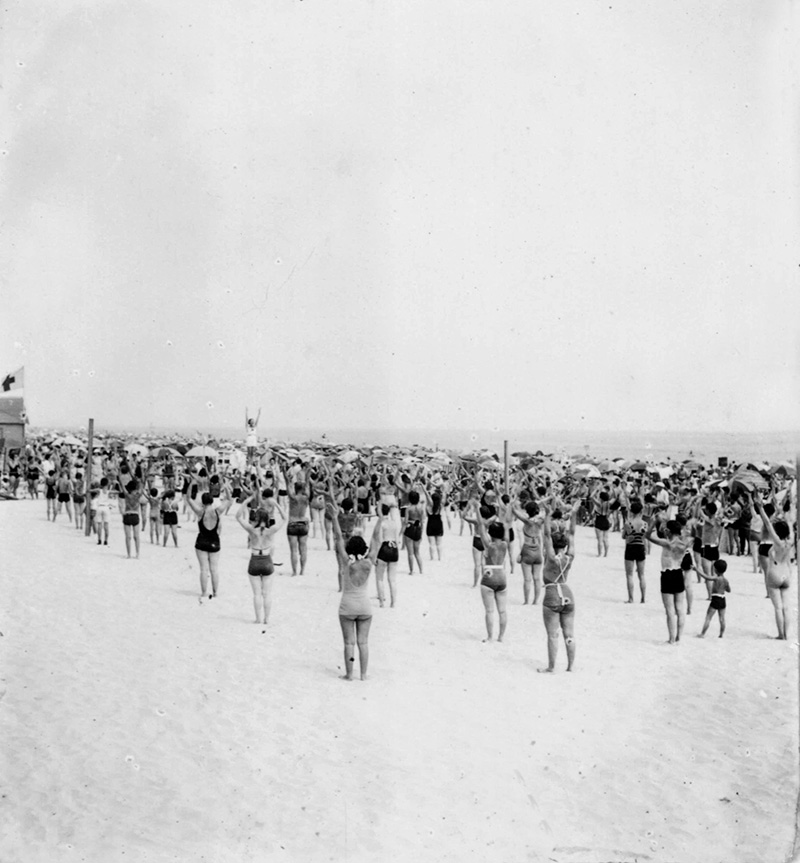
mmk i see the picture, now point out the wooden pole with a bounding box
[84,418,94,536]
[504,439,509,494]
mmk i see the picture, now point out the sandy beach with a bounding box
[1,499,797,863]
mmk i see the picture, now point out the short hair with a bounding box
[666,520,682,536]
[345,535,368,557]
[408,490,420,505]
[775,521,790,540]
[713,559,728,574]
[201,492,214,506]
[630,501,643,515]
[488,523,505,540]
[525,502,539,517]
[341,498,354,512]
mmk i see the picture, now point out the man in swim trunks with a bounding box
[282,461,310,576]
[647,519,693,644]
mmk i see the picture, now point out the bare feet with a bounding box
[537,667,554,673]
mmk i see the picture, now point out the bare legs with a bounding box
[538,606,575,671]
[405,537,423,574]
[699,606,725,637]
[124,523,140,558]
[196,549,220,597]
[288,535,308,575]
[249,574,274,623]
[339,616,371,680]
[624,559,646,603]
[767,586,789,639]
[471,547,482,587]
[480,587,508,642]
[595,528,609,557]
[660,591,686,644]
[428,536,443,561]
[375,560,397,607]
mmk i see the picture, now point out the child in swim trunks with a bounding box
[696,559,731,638]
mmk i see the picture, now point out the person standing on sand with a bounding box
[401,489,426,575]
[236,504,284,625]
[753,492,793,640]
[281,461,311,576]
[161,490,180,547]
[538,502,578,673]
[647,519,693,645]
[695,559,731,638]
[185,491,223,600]
[372,503,400,607]
[512,500,545,605]
[119,479,142,559]
[332,516,374,681]
[621,500,647,603]
[472,506,509,643]
[591,489,611,557]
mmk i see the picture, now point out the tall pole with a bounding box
[504,439,509,494]
[84,418,94,536]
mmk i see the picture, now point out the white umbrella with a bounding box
[185,445,217,458]
[125,443,148,456]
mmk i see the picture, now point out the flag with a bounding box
[1,367,24,393]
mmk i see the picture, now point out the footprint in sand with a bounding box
[155,708,166,717]
[125,755,134,763]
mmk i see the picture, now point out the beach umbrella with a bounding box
[729,466,768,494]
[573,464,601,479]
[336,449,360,464]
[480,458,502,470]
[770,462,796,477]
[185,445,217,458]
[153,446,181,458]
[125,443,149,456]
[62,434,84,446]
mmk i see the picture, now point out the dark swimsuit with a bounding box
[195,510,221,553]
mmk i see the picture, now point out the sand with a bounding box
[1,500,797,863]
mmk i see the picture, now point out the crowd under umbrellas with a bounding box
[4,428,798,677]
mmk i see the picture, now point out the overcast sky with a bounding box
[2,0,798,435]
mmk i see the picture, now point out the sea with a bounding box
[72,426,800,467]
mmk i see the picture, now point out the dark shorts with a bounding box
[58,493,71,503]
[73,495,85,505]
[377,541,399,563]
[660,569,685,594]
[595,515,610,532]
[472,536,485,553]
[278,489,288,497]
[624,544,646,562]
[123,513,140,526]
[692,537,702,553]
[287,521,309,537]
[505,527,515,543]
[162,511,178,526]
[404,523,422,542]
[681,552,693,571]
[46,488,56,500]
[701,545,719,562]
[759,543,773,557]
[710,595,726,610]
[357,499,369,515]
[195,537,220,553]
[248,554,274,576]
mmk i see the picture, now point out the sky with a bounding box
[2,0,799,436]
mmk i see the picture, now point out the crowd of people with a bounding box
[4,435,797,678]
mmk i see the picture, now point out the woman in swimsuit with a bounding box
[72,471,86,532]
[463,497,499,588]
[471,506,509,642]
[185,491,223,600]
[332,516,374,681]
[754,492,793,640]
[591,489,611,557]
[237,502,284,624]
[401,490,426,575]
[423,486,447,561]
[539,504,578,672]
[621,500,647,604]
[371,504,400,607]
[512,500,545,605]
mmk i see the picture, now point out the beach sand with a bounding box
[1,500,797,863]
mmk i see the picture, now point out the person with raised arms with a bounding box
[753,491,793,640]
[280,457,311,577]
[621,500,648,603]
[332,511,374,681]
[647,518,693,644]
[472,503,509,643]
[512,497,545,605]
[538,501,580,672]
[401,488,426,575]
[236,500,285,625]
[371,502,400,607]
[184,485,230,600]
